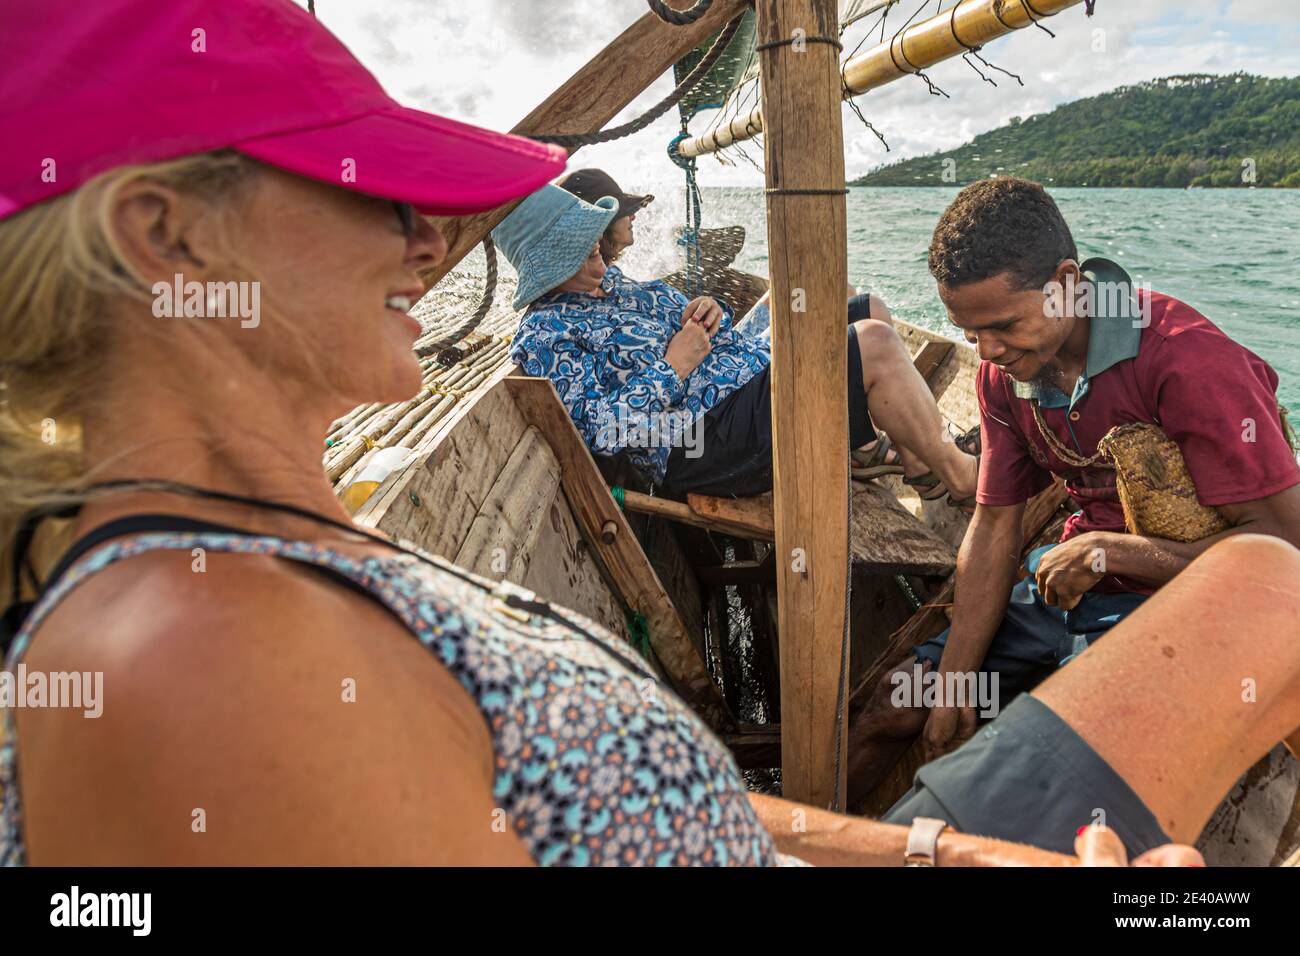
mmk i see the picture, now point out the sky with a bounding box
[293,0,1300,190]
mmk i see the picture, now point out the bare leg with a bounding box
[1033,534,1300,844]
[852,319,977,501]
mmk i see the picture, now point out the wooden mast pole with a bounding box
[677,0,1085,159]
[417,0,751,292]
[756,0,851,808]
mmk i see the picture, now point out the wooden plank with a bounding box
[696,558,776,586]
[651,485,956,576]
[1196,744,1300,867]
[504,376,732,728]
[520,487,629,637]
[641,519,708,663]
[725,726,783,770]
[622,489,771,540]
[759,0,852,809]
[849,480,957,576]
[354,372,529,558]
[687,492,776,539]
[418,0,752,291]
[454,425,562,579]
[911,339,955,392]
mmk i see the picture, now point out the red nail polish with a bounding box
[1076,824,1089,837]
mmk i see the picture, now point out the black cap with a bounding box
[556,168,654,220]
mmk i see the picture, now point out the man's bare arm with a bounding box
[1093,483,1300,587]
[936,501,1027,675]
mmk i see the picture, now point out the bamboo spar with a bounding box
[677,0,1085,159]
[758,0,852,809]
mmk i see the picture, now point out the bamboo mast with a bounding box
[677,0,1084,159]
[416,0,751,291]
[756,0,851,809]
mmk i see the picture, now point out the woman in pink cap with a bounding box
[0,0,1293,868]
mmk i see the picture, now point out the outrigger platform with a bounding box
[322,0,1300,865]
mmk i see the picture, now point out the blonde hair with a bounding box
[0,150,258,571]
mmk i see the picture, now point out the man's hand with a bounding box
[665,321,712,380]
[682,296,725,337]
[922,703,978,761]
[1034,532,1109,610]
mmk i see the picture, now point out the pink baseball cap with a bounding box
[0,0,567,221]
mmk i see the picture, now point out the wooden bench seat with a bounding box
[621,482,957,577]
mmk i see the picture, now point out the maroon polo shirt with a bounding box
[975,258,1300,594]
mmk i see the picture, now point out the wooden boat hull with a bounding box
[338,266,1299,864]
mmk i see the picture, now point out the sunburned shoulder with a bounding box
[16,546,512,864]
[23,546,414,693]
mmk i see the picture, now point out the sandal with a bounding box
[945,423,981,511]
[902,470,950,501]
[850,432,905,480]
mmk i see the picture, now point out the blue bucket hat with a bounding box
[492,183,619,310]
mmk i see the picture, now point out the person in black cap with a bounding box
[557,168,653,265]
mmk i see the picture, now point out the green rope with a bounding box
[893,574,923,611]
[625,610,652,659]
[610,485,626,510]
[1280,403,1298,456]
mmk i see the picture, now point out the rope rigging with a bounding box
[433,12,743,358]
[646,0,714,26]
[527,13,745,149]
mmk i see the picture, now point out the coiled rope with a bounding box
[647,0,714,26]
[416,236,498,365]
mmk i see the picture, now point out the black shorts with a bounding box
[881,695,1172,856]
[660,294,877,497]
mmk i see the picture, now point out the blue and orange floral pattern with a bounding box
[509,265,771,483]
[0,533,802,866]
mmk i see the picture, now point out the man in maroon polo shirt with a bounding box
[848,177,1300,802]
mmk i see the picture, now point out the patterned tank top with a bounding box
[0,532,802,866]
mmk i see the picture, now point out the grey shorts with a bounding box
[881,694,1172,857]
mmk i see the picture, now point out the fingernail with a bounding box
[1076,824,1090,837]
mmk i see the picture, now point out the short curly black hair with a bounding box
[928,178,1077,292]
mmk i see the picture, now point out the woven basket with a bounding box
[1096,422,1229,543]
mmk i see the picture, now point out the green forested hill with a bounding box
[852,73,1300,188]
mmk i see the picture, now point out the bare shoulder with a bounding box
[16,545,531,865]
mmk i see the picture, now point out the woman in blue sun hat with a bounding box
[499,184,981,508]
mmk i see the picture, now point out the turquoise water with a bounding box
[628,187,1300,409]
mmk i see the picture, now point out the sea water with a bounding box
[619,186,1300,409]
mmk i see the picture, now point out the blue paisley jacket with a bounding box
[509,266,771,483]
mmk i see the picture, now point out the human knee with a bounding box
[1197,534,1300,598]
[852,317,902,356]
[868,294,894,326]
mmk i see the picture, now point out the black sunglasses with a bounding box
[393,201,417,237]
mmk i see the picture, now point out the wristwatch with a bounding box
[904,817,949,867]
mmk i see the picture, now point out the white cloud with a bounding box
[296,0,1300,191]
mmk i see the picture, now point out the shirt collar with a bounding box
[1010,257,1142,404]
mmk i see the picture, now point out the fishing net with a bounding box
[672,9,758,125]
